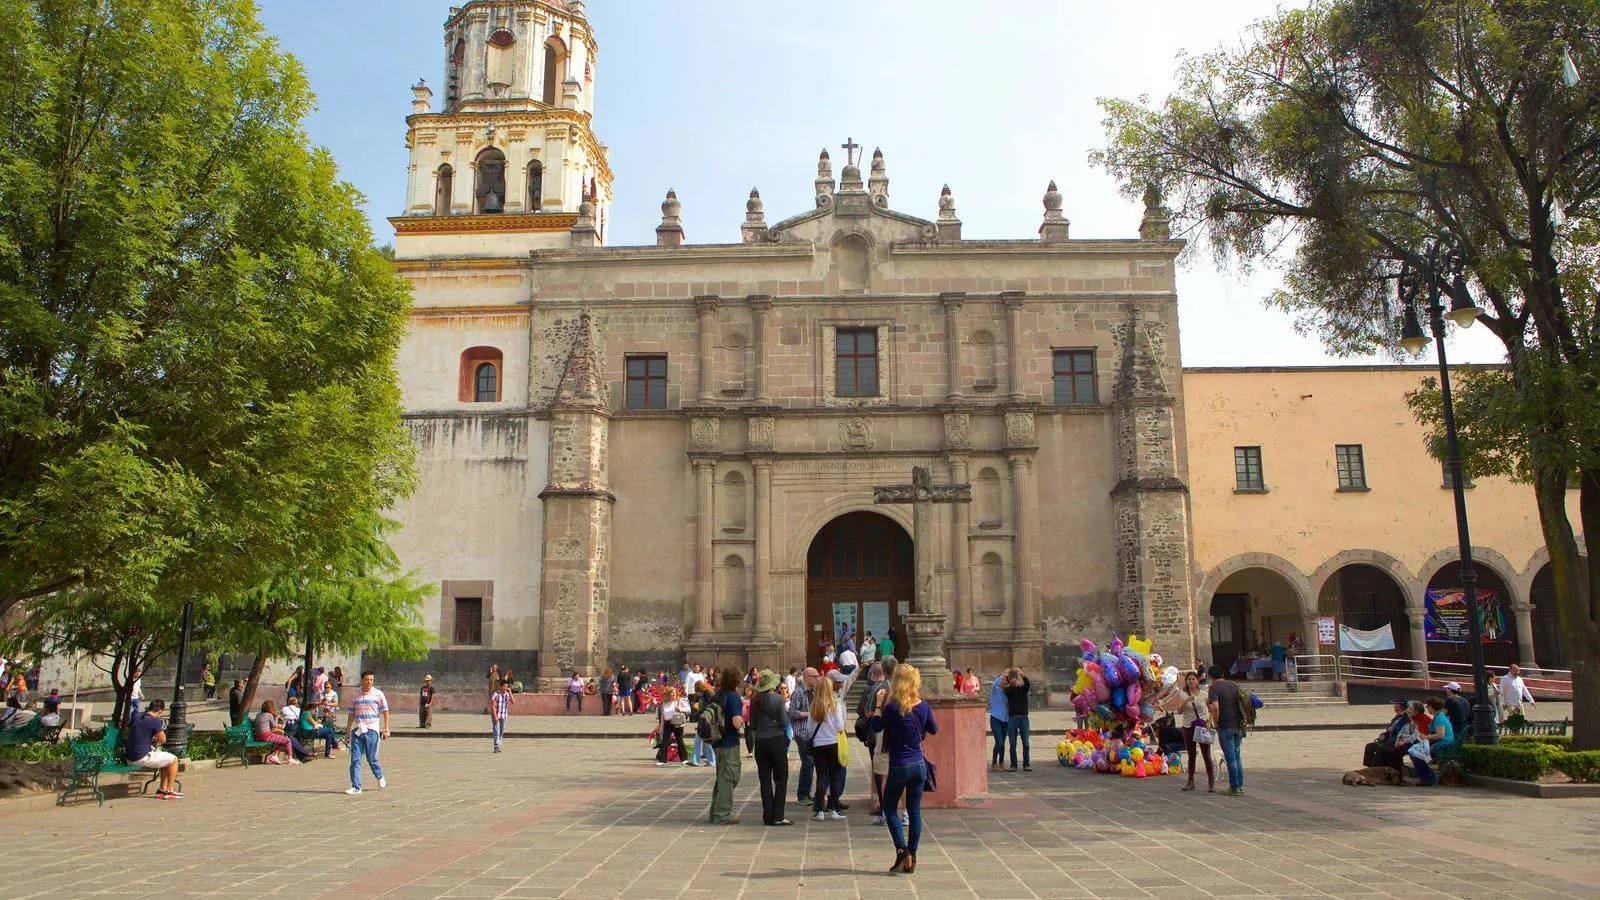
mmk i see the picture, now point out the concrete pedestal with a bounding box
[919,695,990,808]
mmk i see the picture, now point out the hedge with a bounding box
[1461,741,1600,783]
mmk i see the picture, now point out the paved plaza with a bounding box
[4,725,1597,900]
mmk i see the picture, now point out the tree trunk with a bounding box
[1533,461,1599,750]
[1570,468,1600,751]
[237,651,269,726]
[107,649,127,729]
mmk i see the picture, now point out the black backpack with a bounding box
[696,693,727,743]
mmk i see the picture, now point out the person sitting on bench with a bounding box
[127,699,181,800]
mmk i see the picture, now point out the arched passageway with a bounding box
[804,512,912,666]
[1424,561,1517,667]
[1320,564,1413,659]
[1207,567,1306,674]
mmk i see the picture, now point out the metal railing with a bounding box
[1331,655,1573,698]
[1289,654,1338,682]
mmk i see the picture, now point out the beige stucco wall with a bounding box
[1184,365,1578,610]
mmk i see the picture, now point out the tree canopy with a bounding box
[0,0,422,687]
[1094,0,1600,746]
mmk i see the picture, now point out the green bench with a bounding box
[56,723,193,807]
[0,716,44,747]
[1500,718,1571,737]
[222,721,277,767]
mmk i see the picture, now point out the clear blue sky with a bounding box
[256,0,1505,367]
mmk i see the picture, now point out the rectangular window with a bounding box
[1052,349,1097,405]
[835,328,879,397]
[1234,446,1265,492]
[625,354,668,410]
[1336,444,1368,490]
[453,597,483,645]
[1441,460,1474,489]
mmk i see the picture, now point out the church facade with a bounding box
[387,0,1198,689]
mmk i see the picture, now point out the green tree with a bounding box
[220,514,433,724]
[0,0,415,675]
[1094,0,1600,746]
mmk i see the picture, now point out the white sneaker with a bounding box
[377,776,387,789]
[870,814,885,826]
[814,811,826,821]
[345,787,362,795]
[657,761,667,767]
[828,810,847,821]
[899,812,909,826]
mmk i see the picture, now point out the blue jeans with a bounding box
[692,733,716,765]
[883,761,927,853]
[566,691,582,711]
[990,717,1008,765]
[128,699,142,724]
[1410,748,1436,784]
[310,724,336,756]
[795,738,814,800]
[1007,715,1031,768]
[1218,728,1244,791]
[491,718,505,751]
[349,730,384,790]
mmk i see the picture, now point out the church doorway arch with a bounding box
[805,511,912,667]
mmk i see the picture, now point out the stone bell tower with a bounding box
[392,0,612,258]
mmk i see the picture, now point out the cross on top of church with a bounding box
[875,466,970,622]
[841,136,861,167]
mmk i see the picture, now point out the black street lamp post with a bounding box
[166,597,196,758]
[1399,239,1499,746]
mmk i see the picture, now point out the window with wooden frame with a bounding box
[835,328,879,397]
[1336,444,1368,491]
[1052,349,1097,405]
[458,347,503,402]
[1234,446,1265,492]
[453,597,484,645]
[625,354,669,409]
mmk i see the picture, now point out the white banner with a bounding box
[1338,623,1397,653]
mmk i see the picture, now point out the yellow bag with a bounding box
[838,735,851,767]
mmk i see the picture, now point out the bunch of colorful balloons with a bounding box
[1067,633,1180,730]
[1056,727,1183,778]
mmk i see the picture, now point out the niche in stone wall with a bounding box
[975,466,1003,529]
[832,233,870,293]
[978,552,1008,619]
[718,329,748,397]
[719,471,748,533]
[970,329,999,393]
[718,555,748,623]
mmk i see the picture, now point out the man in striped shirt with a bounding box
[345,671,390,795]
[490,678,513,752]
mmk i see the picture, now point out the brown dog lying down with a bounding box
[1343,766,1404,786]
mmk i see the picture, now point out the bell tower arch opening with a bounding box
[805,511,912,666]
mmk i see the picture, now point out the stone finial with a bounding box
[1039,179,1069,243]
[867,148,889,203]
[553,313,607,409]
[656,188,684,247]
[411,79,433,114]
[839,160,864,193]
[568,0,586,16]
[570,190,598,248]
[936,184,962,241]
[1139,182,1172,241]
[815,149,835,205]
[742,187,768,243]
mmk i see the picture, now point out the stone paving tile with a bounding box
[2,729,1597,899]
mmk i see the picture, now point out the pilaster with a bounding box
[748,295,772,405]
[695,295,718,403]
[942,292,965,402]
[1002,291,1025,402]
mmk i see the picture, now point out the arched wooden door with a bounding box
[805,512,912,665]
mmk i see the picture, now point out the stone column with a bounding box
[948,453,972,634]
[752,457,774,642]
[942,292,964,402]
[1512,602,1538,667]
[748,295,772,404]
[695,295,718,403]
[1406,608,1430,679]
[1002,291,1025,402]
[1007,450,1040,637]
[693,458,715,637]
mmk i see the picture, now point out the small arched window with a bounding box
[474,362,498,402]
[434,164,454,216]
[459,346,504,402]
[542,37,567,106]
[976,466,1002,527]
[527,160,544,211]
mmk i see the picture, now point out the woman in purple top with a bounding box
[868,663,937,875]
